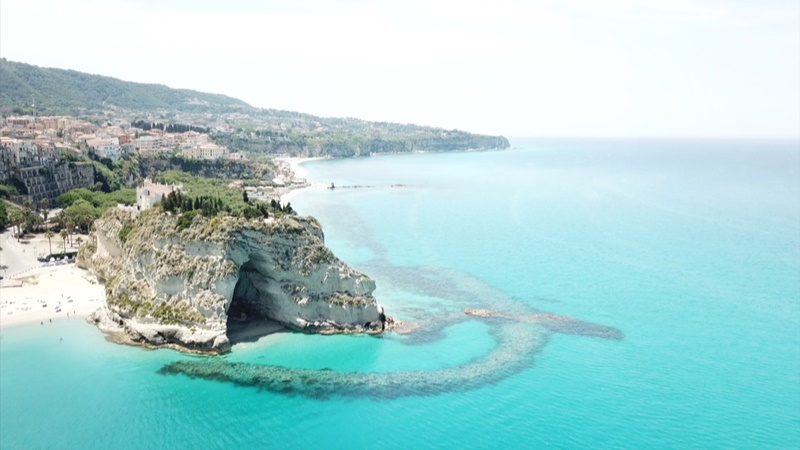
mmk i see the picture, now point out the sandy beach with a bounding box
[277,156,327,204]
[1,229,104,330]
[0,264,105,329]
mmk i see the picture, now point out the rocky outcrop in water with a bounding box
[79,207,388,354]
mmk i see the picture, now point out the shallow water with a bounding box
[2,139,798,449]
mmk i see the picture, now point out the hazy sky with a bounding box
[1,0,798,138]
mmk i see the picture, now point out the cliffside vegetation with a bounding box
[57,188,136,210]
[85,151,273,194]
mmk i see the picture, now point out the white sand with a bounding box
[284,156,317,179]
[277,156,328,204]
[280,183,328,204]
[0,264,105,330]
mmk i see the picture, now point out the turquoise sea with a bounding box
[2,139,799,449]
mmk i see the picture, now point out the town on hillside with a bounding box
[0,115,249,205]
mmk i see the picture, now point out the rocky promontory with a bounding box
[79,207,388,354]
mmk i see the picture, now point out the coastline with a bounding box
[1,228,104,331]
[275,148,510,204]
[0,264,105,330]
[276,156,327,204]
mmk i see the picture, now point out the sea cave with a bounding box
[226,258,285,343]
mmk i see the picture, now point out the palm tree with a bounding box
[22,200,33,236]
[46,230,54,255]
[9,207,24,241]
[59,229,69,256]
[40,198,49,231]
[63,216,74,245]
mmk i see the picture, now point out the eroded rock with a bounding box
[80,207,390,354]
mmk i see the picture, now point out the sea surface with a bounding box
[2,139,799,449]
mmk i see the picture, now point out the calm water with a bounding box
[2,139,798,449]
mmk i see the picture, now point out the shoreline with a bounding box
[1,227,104,331]
[0,264,105,330]
[276,156,328,204]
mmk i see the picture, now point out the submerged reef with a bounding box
[159,264,623,399]
[160,321,543,399]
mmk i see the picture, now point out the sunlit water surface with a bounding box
[2,139,798,449]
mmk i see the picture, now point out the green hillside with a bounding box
[0,59,510,154]
[0,59,250,115]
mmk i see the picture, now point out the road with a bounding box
[0,230,44,279]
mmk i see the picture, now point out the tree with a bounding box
[62,200,100,234]
[46,230,54,255]
[8,206,25,241]
[40,198,49,231]
[0,201,8,230]
[22,199,33,233]
[59,229,69,255]
[63,216,74,245]
[17,198,44,234]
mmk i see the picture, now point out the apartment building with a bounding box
[180,143,227,160]
[0,138,94,203]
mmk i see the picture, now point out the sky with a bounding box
[1,0,798,138]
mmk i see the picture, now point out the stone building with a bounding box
[136,178,182,210]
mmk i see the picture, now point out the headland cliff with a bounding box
[78,207,388,354]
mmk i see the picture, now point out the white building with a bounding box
[136,178,182,210]
[86,138,121,160]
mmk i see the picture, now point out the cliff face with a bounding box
[79,207,386,354]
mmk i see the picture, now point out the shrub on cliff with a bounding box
[176,210,199,230]
[0,201,8,230]
[118,222,134,244]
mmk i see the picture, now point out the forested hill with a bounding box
[0,59,250,115]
